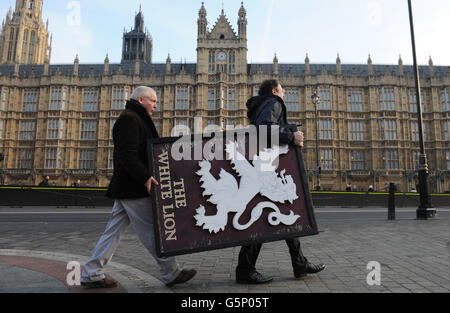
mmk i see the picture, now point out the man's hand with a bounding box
[144,177,159,195]
[293,131,304,148]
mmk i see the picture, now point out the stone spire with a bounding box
[0,0,51,65]
[238,1,247,40]
[368,54,373,76]
[428,56,434,76]
[73,54,79,76]
[104,53,109,75]
[273,53,279,75]
[198,2,207,39]
[336,54,342,75]
[166,53,171,74]
[305,53,310,75]
[398,55,403,76]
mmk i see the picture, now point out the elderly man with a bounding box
[81,86,196,289]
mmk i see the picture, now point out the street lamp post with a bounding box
[311,91,321,191]
[407,0,436,219]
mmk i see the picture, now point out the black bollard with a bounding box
[388,183,396,220]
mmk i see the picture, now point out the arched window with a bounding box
[14,30,19,60]
[7,29,14,61]
[21,30,29,63]
[28,31,35,64]
[208,51,215,74]
[228,51,235,73]
[29,0,34,9]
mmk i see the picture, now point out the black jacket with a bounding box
[246,95,296,145]
[106,99,159,199]
[38,180,49,187]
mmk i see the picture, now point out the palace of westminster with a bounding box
[0,0,449,192]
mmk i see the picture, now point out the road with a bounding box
[0,206,449,227]
[1,206,449,294]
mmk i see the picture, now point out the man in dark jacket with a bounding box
[38,176,50,187]
[236,79,325,284]
[81,86,196,289]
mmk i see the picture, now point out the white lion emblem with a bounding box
[194,141,300,234]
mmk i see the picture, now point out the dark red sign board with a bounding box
[148,130,319,257]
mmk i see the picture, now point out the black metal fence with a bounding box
[308,191,450,208]
[0,186,114,207]
[1,186,449,208]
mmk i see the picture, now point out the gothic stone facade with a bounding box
[0,0,51,65]
[0,2,449,192]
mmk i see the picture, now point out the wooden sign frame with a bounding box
[148,130,319,257]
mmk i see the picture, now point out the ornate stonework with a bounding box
[0,1,449,193]
[0,0,51,65]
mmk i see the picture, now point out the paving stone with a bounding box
[1,207,449,293]
[388,287,413,293]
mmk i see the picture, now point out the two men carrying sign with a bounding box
[80,81,324,289]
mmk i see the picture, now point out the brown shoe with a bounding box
[166,269,197,287]
[81,277,118,289]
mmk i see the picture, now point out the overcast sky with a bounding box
[1,0,449,65]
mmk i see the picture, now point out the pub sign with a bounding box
[148,129,319,257]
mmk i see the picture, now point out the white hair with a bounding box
[131,86,156,100]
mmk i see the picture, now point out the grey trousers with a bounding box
[81,197,182,284]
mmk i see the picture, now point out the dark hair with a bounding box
[258,79,280,96]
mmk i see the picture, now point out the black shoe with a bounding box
[236,271,273,284]
[294,263,326,279]
[166,269,197,287]
[81,277,118,289]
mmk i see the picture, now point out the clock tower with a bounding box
[196,2,247,76]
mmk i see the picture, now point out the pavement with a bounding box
[0,206,449,294]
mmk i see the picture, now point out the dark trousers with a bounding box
[236,237,308,278]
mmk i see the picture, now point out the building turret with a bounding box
[368,54,373,76]
[166,54,171,74]
[104,53,109,75]
[305,53,310,75]
[238,1,247,40]
[198,2,207,39]
[429,56,434,76]
[73,54,79,76]
[273,53,279,75]
[336,54,342,75]
[398,55,403,76]
[0,0,51,64]
[121,6,153,64]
